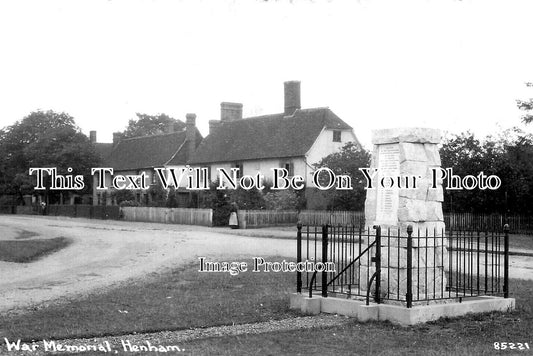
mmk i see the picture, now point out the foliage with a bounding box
[199,180,232,226]
[121,113,185,138]
[264,189,304,210]
[0,110,100,204]
[148,183,168,207]
[199,180,271,225]
[517,82,533,124]
[118,200,140,207]
[228,187,266,210]
[165,187,179,208]
[440,129,533,214]
[313,142,371,211]
[112,190,136,207]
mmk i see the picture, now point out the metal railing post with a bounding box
[374,225,382,304]
[504,224,510,298]
[322,224,328,298]
[406,225,413,308]
[297,221,302,293]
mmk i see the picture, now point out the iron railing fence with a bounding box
[297,224,510,307]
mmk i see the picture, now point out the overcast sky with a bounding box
[0,0,532,148]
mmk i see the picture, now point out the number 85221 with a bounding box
[494,342,530,350]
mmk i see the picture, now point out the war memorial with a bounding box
[290,128,515,325]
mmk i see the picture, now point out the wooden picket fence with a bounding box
[299,210,365,226]
[237,210,365,228]
[121,207,213,227]
[237,210,299,228]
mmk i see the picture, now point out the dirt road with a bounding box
[0,216,295,314]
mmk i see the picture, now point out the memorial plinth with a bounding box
[363,127,447,301]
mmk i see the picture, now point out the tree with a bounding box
[517,82,533,124]
[440,129,533,214]
[122,113,185,138]
[440,131,496,213]
[314,142,371,210]
[0,110,100,204]
[264,189,304,210]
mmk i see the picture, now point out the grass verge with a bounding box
[15,229,40,239]
[0,256,298,341]
[0,237,71,263]
[509,234,533,251]
[175,279,533,355]
[1,253,531,355]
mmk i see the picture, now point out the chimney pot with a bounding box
[220,102,243,122]
[284,80,301,116]
[89,130,97,143]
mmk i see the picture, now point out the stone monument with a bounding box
[363,128,447,301]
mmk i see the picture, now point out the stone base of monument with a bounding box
[289,293,515,325]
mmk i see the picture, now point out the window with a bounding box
[205,166,211,184]
[199,166,211,187]
[281,161,294,176]
[232,162,243,179]
[333,130,342,142]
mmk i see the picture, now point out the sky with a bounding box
[0,0,532,148]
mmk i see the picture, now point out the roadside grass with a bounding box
[0,237,71,263]
[509,234,533,251]
[1,253,531,355]
[15,229,39,239]
[174,278,533,356]
[0,256,298,341]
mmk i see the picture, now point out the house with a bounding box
[188,81,360,209]
[92,114,202,206]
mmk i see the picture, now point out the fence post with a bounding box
[406,225,413,308]
[322,224,328,298]
[504,224,510,298]
[373,225,382,304]
[297,221,302,293]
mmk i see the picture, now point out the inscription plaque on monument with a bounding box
[375,144,400,225]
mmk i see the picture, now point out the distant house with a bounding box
[92,115,202,206]
[188,81,360,209]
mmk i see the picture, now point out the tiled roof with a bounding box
[189,108,352,164]
[106,130,201,171]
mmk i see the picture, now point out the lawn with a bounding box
[509,234,533,251]
[1,254,531,355]
[171,279,533,355]
[0,237,71,263]
[0,256,298,341]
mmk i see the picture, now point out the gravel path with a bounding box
[2,315,348,355]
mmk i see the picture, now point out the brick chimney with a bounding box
[209,120,222,135]
[186,113,197,159]
[220,102,243,122]
[112,132,121,147]
[284,80,301,116]
[89,130,97,143]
